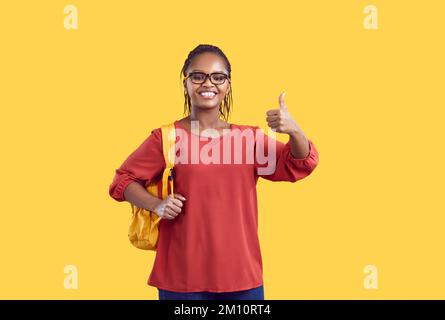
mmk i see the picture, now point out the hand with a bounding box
[153,193,186,220]
[266,92,301,135]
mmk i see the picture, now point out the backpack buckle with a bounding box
[168,167,175,180]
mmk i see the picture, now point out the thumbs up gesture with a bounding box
[266,92,300,135]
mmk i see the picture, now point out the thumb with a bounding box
[279,91,287,109]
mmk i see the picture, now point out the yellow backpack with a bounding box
[128,123,176,250]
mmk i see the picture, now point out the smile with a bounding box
[199,91,216,99]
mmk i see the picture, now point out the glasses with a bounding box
[184,72,230,85]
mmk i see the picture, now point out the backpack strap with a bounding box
[148,123,176,229]
[160,123,176,199]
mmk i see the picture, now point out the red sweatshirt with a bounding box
[109,120,319,292]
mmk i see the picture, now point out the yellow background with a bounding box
[1,0,444,299]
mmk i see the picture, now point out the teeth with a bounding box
[200,92,216,97]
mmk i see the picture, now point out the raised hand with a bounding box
[266,92,300,135]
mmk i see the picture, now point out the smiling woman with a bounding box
[109,44,319,300]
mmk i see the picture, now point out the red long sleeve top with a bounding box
[109,120,319,292]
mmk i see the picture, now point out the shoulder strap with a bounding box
[161,123,176,168]
[160,123,176,198]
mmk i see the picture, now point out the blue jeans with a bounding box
[158,285,264,300]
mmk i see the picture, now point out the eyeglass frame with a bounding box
[183,72,231,85]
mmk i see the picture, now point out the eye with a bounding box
[190,72,206,82]
[212,74,226,81]
[210,73,228,84]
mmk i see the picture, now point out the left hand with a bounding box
[266,92,300,135]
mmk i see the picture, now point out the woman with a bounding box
[109,44,319,300]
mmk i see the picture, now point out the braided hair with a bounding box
[180,44,233,122]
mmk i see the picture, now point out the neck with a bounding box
[188,107,223,130]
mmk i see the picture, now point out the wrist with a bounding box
[287,121,303,137]
[288,127,303,138]
[146,197,163,212]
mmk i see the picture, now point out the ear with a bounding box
[226,83,231,95]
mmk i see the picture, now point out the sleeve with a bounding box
[109,128,165,202]
[254,126,319,182]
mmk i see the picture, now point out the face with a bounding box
[184,52,231,111]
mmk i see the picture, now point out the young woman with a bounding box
[109,44,319,300]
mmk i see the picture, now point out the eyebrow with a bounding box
[191,69,227,74]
